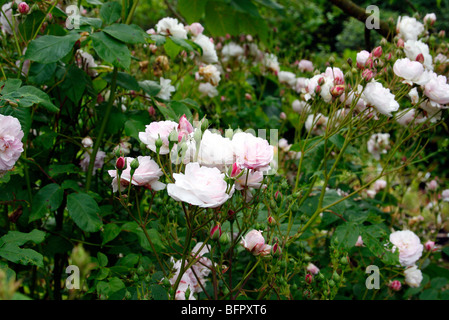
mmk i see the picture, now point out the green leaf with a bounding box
[170,101,192,120]
[103,71,140,91]
[79,16,103,29]
[91,31,131,70]
[0,244,44,268]
[48,164,79,177]
[150,284,169,300]
[332,222,359,250]
[0,229,46,247]
[102,223,121,245]
[205,1,239,36]
[24,33,80,64]
[28,63,57,85]
[99,1,122,25]
[230,0,261,18]
[67,193,103,233]
[164,37,182,59]
[103,23,148,44]
[29,183,64,223]
[60,65,90,104]
[139,80,161,96]
[178,0,208,23]
[97,252,108,267]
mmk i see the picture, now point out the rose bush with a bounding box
[0,0,448,302]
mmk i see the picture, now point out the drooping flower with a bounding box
[404,265,423,288]
[79,150,106,174]
[240,230,271,256]
[155,17,187,39]
[0,115,24,174]
[108,156,165,193]
[390,230,423,267]
[363,81,399,116]
[367,133,390,160]
[167,162,234,208]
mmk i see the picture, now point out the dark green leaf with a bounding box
[67,193,103,233]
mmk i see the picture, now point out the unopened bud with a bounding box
[415,53,425,64]
[372,46,382,58]
[272,242,281,256]
[425,240,435,251]
[331,85,345,97]
[267,216,276,226]
[116,156,126,170]
[389,280,402,291]
[362,69,374,82]
[210,224,222,241]
[18,2,29,14]
[305,274,313,284]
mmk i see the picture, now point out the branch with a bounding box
[329,0,395,42]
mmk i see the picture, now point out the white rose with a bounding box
[197,130,234,169]
[404,265,423,288]
[167,162,234,208]
[155,17,187,39]
[390,230,423,267]
[363,81,399,116]
[397,16,424,41]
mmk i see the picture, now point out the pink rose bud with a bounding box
[267,216,276,226]
[314,85,321,94]
[225,33,231,39]
[317,77,325,86]
[275,191,282,201]
[177,114,194,142]
[272,242,281,256]
[18,2,29,14]
[116,157,126,170]
[389,280,402,291]
[362,69,374,82]
[397,39,405,48]
[305,274,313,284]
[220,95,226,102]
[372,46,382,58]
[280,112,287,120]
[188,22,204,36]
[386,53,392,61]
[97,93,104,104]
[230,162,242,178]
[331,85,345,97]
[425,240,435,251]
[306,263,320,275]
[227,210,236,220]
[245,93,252,100]
[439,30,445,38]
[416,53,425,64]
[148,106,156,117]
[210,224,222,240]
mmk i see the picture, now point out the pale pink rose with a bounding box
[367,133,390,160]
[278,71,297,88]
[427,179,438,191]
[390,230,423,267]
[235,170,264,191]
[423,13,436,26]
[306,263,320,275]
[292,99,311,114]
[232,132,273,172]
[139,120,178,154]
[108,156,165,193]
[393,58,428,85]
[397,16,424,41]
[80,150,106,174]
[356,50,371,68]
[81,136,93,148]
[197,130,234,169]
[363,81,399,116]
[373,179,387,192]
[404,265,423,287]
[403,40,433,70]
[241,230,271,256]
[442,189,449,202]
[0,114,24,173]
[187,22,204,36]
[423,72,449,105]
[298,59,314,72]
[324,67,344,85]
[167,162,234,208]
[295,77,308,93]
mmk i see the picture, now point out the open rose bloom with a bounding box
[0,115,24,175]
[241,230,272,256]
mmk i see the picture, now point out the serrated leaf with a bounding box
[29,183,64,222]
[67,193,103,233]
[91,31,131,70]
[24,33,80,64]
[0,229,46,247]
[0,244,44,268]
[99,1,121,25]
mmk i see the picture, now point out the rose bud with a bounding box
[18,2,29,15]
[116,156,126,170]
[389,280,402,291]
[305,274,313,284]
[425,240,435,251]
[230,162,242,178]
[372,46,383,58]
[397,38,405,48]
[362,69,374,82]
[210,224,222,241]
[272,242,281,256]
[267,216,276,226]
[331,84,345,97]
